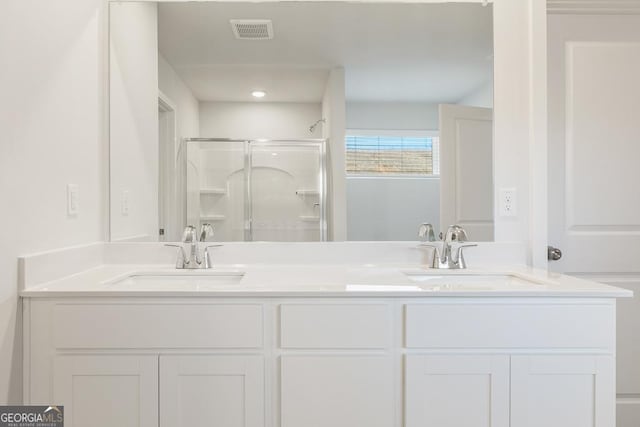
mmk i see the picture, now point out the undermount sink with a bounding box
[105,271,246,290]
[401,270,545,291]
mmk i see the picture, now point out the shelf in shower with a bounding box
[296,189,320,196]
[200,214,226,221]
[200,188,227,195]
[299,215,320,222]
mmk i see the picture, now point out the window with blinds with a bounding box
[345,135,440,176]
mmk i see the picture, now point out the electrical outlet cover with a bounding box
[499,188,517,217]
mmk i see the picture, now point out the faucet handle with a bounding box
[418,223,436,242]
[200,224,214,242]
[182,225,198,243]
[444,225,469,243]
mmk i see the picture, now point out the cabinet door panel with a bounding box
[405,355,509,427]
[281,355,394,427]
[53,355,158,427]
[160,355,264,427]
[511,355,615,427]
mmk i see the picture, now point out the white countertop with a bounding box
[19,263,633,298]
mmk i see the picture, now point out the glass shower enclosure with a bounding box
[185,138,327,242]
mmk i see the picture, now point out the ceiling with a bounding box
[158,2,493,103]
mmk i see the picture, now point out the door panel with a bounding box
[405,355,509,427]
[547,15,640,425]
[439,104,494,241]
[280,355,394,427]
[511,355,615,427]
[160,355,264,427]
[549,39,640,272]
[53,355,158,427]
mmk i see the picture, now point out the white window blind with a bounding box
[346,135,440,176]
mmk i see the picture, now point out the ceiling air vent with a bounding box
[230,19,274,40]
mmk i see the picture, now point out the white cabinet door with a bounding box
[511,355,615,427]
[159,355,264,427]
[281,355,394,427]
[405,354,509,427]
[53,355,158,427]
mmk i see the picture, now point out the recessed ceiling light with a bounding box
[251,90,266,98]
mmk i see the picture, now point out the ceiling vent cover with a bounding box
[230,19,274,40]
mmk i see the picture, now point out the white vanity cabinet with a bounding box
[23,297,619,427]
[278,303,396,427]
[405,354,615,427]
[403,301,616,427]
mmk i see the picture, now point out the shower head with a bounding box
[309,118,326,133]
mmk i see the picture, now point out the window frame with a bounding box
[345,129,440,178]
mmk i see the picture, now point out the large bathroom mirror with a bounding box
[109,1,494,243]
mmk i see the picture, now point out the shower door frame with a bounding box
[183,138,328,242]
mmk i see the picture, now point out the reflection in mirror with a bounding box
[109,1,493,243]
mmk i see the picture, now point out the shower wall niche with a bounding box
[185,139,326,242]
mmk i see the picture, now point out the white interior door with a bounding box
[439,104,494,241]
[547,13,640,426]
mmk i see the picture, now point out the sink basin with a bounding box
[401,270,545,291]
[105,271,246,291]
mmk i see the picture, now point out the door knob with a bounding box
[547,246,562,261]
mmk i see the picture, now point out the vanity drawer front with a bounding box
[53,303,263,349]
[405,302,615,349]
[280,304,391,349]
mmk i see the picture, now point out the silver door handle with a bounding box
[547,246,562,261]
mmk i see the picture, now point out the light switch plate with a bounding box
[67,184,79,216]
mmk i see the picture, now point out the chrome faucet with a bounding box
[165,224,222,269]
[418,224,477,269]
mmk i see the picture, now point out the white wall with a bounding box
[109,2,158,242]
[199,102,322,139]
[0,0,106,403]
[347,178,440,241]
[458,80,494,108]
[345,102,440,241]
[159,55,200,141]
[346,102,439,130]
